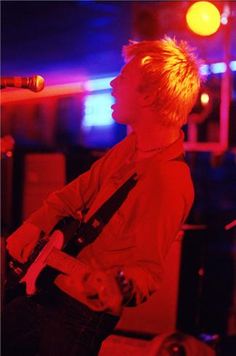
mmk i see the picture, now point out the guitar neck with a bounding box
[46,248,88,276]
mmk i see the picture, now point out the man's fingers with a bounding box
[83,271,123,313]
[21,241,37,262]
[6,222,41,263]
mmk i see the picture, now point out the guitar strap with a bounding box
[74,153,185,250]
[60,172,138,256]
[62,154,184,256]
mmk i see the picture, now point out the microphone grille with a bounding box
[30,75,45,92]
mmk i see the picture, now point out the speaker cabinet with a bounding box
[22,153,66,219]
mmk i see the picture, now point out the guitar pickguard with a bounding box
[20,230,64,295]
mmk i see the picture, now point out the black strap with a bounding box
[63,173,138,255]
[63,153,185,255]
[86,172,138,231]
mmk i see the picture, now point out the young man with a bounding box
[4,38,201,355]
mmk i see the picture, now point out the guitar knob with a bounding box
[77,236,84,244]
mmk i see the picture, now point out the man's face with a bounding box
[110,59,142,125]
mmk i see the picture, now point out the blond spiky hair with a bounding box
[122,37,202,127]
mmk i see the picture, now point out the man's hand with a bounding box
[55,269,123,315]
[83,270,123,314]
[6,223,41,263]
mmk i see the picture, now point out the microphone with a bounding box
[0,75,45,92]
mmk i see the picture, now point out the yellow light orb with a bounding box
[186,1,221,36]
[200,92,210,105]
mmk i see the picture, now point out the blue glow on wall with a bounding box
[86,77,115,91]
[200,64,211,76]
[83,92,114,127]
[199,61,236,76]
[210,62,227,74]
[230,61,236,71]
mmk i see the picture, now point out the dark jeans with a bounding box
[2,286,120,356]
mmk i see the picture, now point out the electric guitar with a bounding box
[5,217,132,311]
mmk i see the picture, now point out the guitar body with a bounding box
[5,217,83,303]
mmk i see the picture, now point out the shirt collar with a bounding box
[132,130,185,164]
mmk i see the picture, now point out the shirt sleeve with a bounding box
[116,161,194,306]
[26,149,113,234]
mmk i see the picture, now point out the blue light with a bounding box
[200,64,210,76]
[85,77,115,91]
[200,61,236,76]
[210,62,226,74]
[230,61,236,71]
[83,92,114,127]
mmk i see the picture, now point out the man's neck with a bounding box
[131,122,180,153]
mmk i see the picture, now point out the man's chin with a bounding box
[111,112,128,125]
[111,111,120,122]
